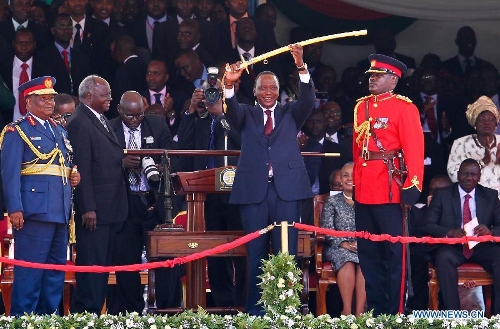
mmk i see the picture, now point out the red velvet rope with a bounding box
[3,223,498,273]
[294,222,500,244]
[0,229,262,272]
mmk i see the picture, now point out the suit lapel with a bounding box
[140,119,153,148]
[81,104,121,146]
[452,184,463,227]
[475,186,487,224]
[112,120,126,148]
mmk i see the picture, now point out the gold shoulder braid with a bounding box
[353,100,371,146]
[395,94,413,103]
[0,125,68,184]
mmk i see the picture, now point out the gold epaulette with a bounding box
[356,95,371,103]
[0,118,25,147]
[395,95,413,103]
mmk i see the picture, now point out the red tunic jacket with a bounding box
[353,92,424,204]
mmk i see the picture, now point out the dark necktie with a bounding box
[73,23,82,50]
[154,20,159,27]
[19,63,29,115]
[424,96,438,140]
[62,50,70,71]
[463,194,474,259]
[99,114,110,132]
[464,58,472,73]
[242,52,255,79]
[128,128,140,186]
[206,115,216,169]
[264,110,273,136]
[154,93,162,105]
[44,121,54,139]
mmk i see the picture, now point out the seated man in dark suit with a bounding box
[223,17,280,104]
[300,109,350,224]
[38,14,91,97]
[216,0,276,59]
[421,158,500,314]
[173,49,206,97]
[0,0,51,53]
[406,174,452,313]
[109,35,148,118]
[0,28,44,122]
[357,27,416,71]
[141,59,189,139]
[177,19,215,67]
[66,0,109,74]
[442,26,493,91]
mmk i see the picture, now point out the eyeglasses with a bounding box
[123,113,145,120]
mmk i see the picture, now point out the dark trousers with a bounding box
[12,220,67,316]
[432,243,500,314]
[355,203,403,316]
[72,220,118,314]
[108,192,182,314]
[205,194,246,307]
[239,181,300,316]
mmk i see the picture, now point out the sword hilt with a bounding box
[239,54,250,74]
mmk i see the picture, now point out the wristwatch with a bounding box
[297,63,308,72]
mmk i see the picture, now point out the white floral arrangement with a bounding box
[258,252,303,321]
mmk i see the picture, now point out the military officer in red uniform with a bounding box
[353,54,424,315]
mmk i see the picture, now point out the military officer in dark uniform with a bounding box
[0,76,80,316]
[353,54,424,315]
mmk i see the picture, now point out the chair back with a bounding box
[313,194,329,227]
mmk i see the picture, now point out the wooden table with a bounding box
[146,230,314,314]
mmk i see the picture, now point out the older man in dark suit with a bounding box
[422,158,500,314]
[224,44,314,315]
[66,75,128,314]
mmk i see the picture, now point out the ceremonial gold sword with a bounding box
[237,29,368,72]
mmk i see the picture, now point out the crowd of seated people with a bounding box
[0,0,500,318]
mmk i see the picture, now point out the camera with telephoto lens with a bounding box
[202,67,221,104]
[141,156,160,182]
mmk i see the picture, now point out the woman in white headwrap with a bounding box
[447,96,500,193]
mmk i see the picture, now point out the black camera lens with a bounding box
[204,87,221,104]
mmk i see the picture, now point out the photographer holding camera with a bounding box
[108,91,182,314]
[177,69,246,307]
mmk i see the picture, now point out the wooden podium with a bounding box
[146,167,313,314]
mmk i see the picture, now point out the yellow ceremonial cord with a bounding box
[0,125,68,181]
[353,100,371,146]
[221,64,229,114]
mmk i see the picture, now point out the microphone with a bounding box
[220,118,230,131]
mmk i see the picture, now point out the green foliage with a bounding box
[0,254,495,328]
[258,252,303,319]
[0,310,497,328]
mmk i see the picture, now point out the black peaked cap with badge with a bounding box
[365,54,407,78]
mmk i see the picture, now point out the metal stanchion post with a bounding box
[280,221,289,254]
